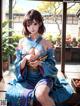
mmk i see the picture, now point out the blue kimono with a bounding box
[5,36,74,106]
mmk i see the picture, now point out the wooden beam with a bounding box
[9,0,13,34]
[63,0,80,3]
[61,2,67,74]
[9,0,13,63]
[30,0,63,1]
[0,0,3,79]
[44,0,63,1]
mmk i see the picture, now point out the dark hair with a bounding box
[23,9,45,36]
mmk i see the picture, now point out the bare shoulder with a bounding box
[19,38,25,44]
[40,38,53,50]
[18,38,25,49]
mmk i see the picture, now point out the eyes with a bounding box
[34,23,37,25]
[27,22,38,27]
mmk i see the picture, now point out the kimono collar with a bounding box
[32,36,42,48]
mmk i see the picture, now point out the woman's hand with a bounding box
[28,60,41,69]
[25,54,38,62]
[25,54,32,61]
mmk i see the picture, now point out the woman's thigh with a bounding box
[35,77,53,96]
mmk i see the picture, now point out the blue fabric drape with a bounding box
[5,37,74,106]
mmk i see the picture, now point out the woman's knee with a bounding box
[35,85,49,101]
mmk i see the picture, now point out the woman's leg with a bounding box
[35,79,55,106]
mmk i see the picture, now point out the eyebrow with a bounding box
[27,20,38,25]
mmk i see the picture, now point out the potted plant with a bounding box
[2,21,15,71]
[71,37,78,47]
[2,35,15,71]
[77,37,80,48]
[2,20,24,71]
[10,33,23,61]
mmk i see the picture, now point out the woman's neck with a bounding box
[30,33,40,40]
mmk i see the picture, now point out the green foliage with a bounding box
[2,21,16,61]
[78,37,80,42]
[44,32,53,41]
[11,33,23,43]
[44,33,58,45]
[37,2,62,14]
[44,32,80,48]
[37,2,80,15]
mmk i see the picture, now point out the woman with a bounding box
[6,9,74,106]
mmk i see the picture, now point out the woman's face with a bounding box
[27,20,40,36]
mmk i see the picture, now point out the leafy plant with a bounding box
[78,37,80,43]
[2,21,15,61]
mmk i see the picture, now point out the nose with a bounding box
[30,24,34,30]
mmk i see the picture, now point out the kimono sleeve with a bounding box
[40,48,58,78]
[14,47,27,82]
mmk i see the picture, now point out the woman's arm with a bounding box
[14,39,30,81]
[14,41,40,81]
[40,39,53,50]
[20,56,27,70]
[20,54,32,70]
